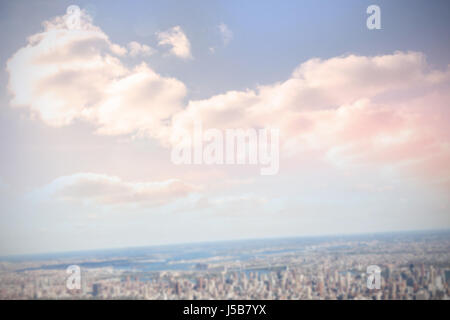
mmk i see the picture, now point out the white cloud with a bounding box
[6,10,186,139]
[218,23,233,46]
[6,9,450,190]
[127,41,154,57]
[93,62,186,137]
[156,26,192,59]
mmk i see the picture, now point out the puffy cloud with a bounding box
[173,52,448,131]
[6,9,185,139]
[5,9,450,189]
[156,26,192,59]
[127,41,154,57]
[93,63,186,137]
[36,173,199,206]
[170,52,450,187]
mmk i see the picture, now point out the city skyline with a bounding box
[1,230,449,300]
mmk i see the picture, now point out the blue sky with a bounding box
[0,0,449,255]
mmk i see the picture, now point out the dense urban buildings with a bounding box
[1,231,449,300]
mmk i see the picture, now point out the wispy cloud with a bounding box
[218,23,233,46]
[127,41,155,57]
[34,173,199,207]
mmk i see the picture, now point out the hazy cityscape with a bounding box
[0,231,449,300]
[1,1,450,309]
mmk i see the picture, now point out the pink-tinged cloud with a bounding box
[170,54,450,188]
[6,10,450,189]
[35,173,199,206]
